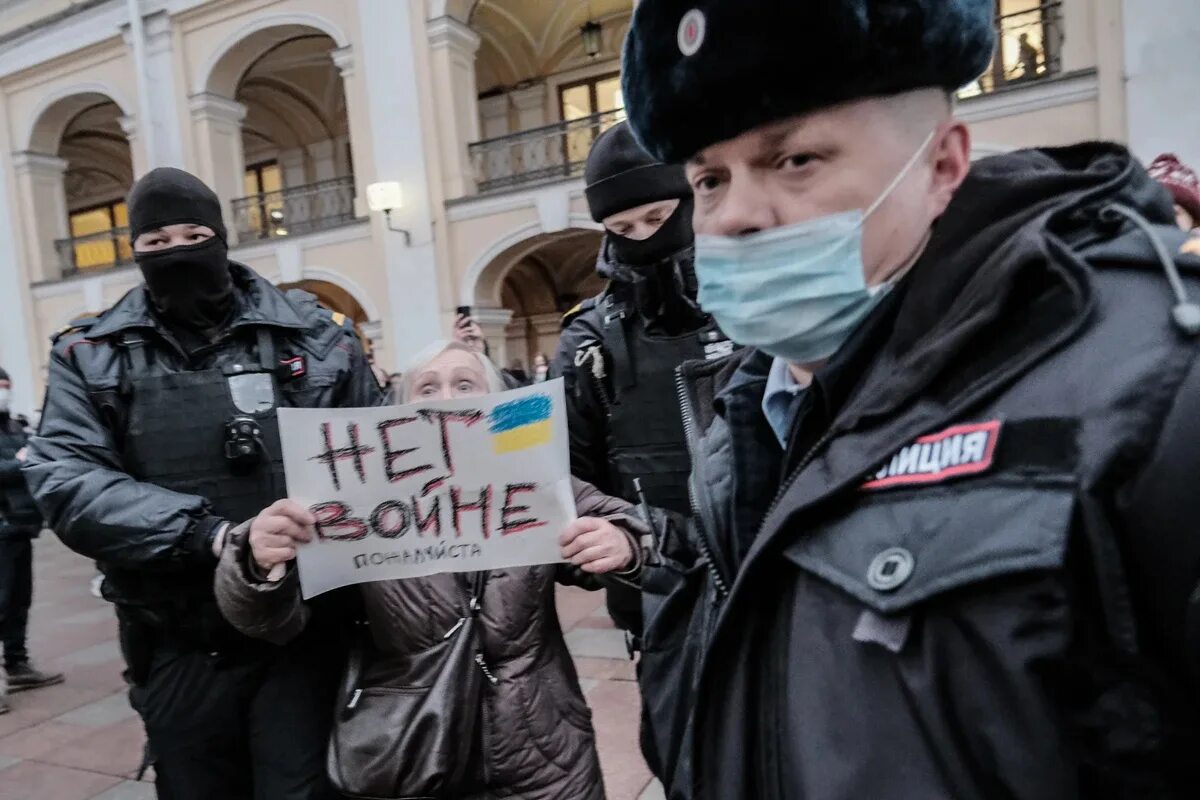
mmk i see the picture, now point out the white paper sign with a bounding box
[279,380,574,597]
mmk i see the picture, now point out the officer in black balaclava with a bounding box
[25,167,380,800]
[127,167,238,345]
[551,122,734,633]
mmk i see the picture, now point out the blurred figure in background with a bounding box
[453,311,530,388]
[0,367,63,715]
[532,352,550,383]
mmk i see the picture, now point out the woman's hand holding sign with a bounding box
[250,499,317,574]
[560,517,635,574]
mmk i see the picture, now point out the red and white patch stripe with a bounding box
[862,420,1002,490]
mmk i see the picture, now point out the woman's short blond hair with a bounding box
[396,340,505,404]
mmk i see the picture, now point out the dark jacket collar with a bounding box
[88,262,308,339]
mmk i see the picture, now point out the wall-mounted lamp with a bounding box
[580,19,602,59]
[366,181,411,246]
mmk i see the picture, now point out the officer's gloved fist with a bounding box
[560,517,636,575]
[249,499,316,576]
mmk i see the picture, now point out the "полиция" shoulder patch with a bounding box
[862,420,1002,491]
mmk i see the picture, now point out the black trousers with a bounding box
[128,638,342,800]
[0,537,32,669]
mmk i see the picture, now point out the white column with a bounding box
[511,84,549,181]
[118,115,146,178]
[528,312,563,362]
[331,45,366,208]
[334,133,352,177]
[511,84,547,131]
[427,15,482,200]
[189,92,246,241]
[10,152,69,283]
[473,306,514,365]
[278,147,309,188]
[357,0,442,364]
[0,154,38,413]
[1121,0,1200,167]
[120,10,186,171]
[479,94,510,140]
[307,140,338,183]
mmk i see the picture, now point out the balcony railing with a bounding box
[232,176,357,242]
[958,1,1064,99]
[468,108,627,194]
[55,226,132,277]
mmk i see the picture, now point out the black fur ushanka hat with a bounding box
[622,0,997,163]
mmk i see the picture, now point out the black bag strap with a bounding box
[602,295,637,392]
[255,327,275,373]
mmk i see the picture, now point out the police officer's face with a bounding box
[134,223,217,252]
[685,91,972,286]
[603,199,681,241]
[410,349,489,401]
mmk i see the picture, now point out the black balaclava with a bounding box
[128,167,234,331]
[585,121,693,268]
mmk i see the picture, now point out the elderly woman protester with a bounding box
[215,340,645,800]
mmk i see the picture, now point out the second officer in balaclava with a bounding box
[550,121,734,635]
[25,167,380,800]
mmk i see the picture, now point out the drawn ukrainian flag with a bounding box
[489,394,553,454]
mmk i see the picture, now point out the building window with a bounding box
[558,71,625,122]
[243,161,285,239]
[559,72,626,169]
[958,0,1063,98]
[68,201,131,271]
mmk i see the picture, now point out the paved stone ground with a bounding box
[0,536,663,800]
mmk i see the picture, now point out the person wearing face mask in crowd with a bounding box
[0,368,63,715]
[622,2,1200,799]
[24,167,381,799]
[551,121,732,638]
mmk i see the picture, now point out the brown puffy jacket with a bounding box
[215,478,643,800]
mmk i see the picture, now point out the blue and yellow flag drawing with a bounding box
[489,394,553,454]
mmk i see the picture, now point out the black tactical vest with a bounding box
[110,327,287,627]
[599,296,732,515]
[121,327,286,523]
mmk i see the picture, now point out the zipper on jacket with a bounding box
[674,367,730,599]
[475,653,499,685]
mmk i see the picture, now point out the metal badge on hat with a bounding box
[677,9,706,56]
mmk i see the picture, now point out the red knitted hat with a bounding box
[1148,153,1200,222]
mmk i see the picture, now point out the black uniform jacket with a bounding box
[682,144,1200,799]
[23,264,380,607]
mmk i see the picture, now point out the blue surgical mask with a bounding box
[694,130,935,364]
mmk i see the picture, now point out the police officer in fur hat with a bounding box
[550,122,731,636]
[25,167,380,799]
[623,1,1200,797]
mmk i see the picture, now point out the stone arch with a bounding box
[193,15,357,245]
[427,0,480,24]
[264,266,381,323]
[197,13,351,97]
[464,224,605,365]
[17,88,134,282]
[23,84,133,153]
